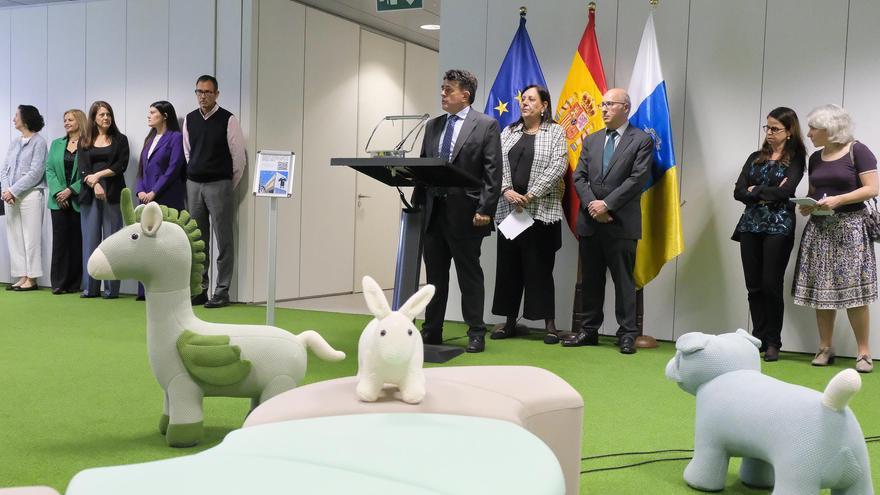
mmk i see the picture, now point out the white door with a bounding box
[353,30,406,291]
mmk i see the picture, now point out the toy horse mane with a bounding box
[120,188,206,296]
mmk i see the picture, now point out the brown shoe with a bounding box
[811,347,835,366]
[856,355,873,373]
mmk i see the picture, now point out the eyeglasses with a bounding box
[600,101,626,108]
[194,90,216,96]
[763,125,785,135]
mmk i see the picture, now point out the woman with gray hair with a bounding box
[792,103,878,373]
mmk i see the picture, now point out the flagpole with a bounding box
[568,0,599,341]
[635,0,660,350]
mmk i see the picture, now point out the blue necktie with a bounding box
[440,114,459,162]
[602,129,618,176]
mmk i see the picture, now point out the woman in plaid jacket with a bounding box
[491,85,568,344]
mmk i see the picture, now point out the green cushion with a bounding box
[66,413,564,495]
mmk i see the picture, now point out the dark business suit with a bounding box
[415,107,502,340]
[573,125,653,339]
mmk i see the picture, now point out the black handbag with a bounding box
[851,142,880,242]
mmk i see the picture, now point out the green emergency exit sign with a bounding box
[377,0,423,12]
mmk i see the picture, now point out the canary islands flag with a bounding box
[627,12,684,288]
[484,15,547,128]
[554,5,607,234]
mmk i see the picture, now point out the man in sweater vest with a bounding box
[183,75,246,308]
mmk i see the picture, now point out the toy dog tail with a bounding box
[822,369,861,412]
[297,330,346,362]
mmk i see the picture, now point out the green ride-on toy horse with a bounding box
[87,189,346,447]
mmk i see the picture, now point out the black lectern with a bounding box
[330,157,480,363]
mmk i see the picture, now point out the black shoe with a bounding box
[80,292,99,298]
[490,320,518,340]
[466,335,485,353]
[204,294,230,308]
[6,284,19,291]
[135,295,146,301]
[420,329,442,345]
[543,332,560,345]
[102,293,118,299]
[763,345,779,362]
[619,336,637,354]
[191,291,208,306]
[52,287,65,295]
[561,329,599,347]
[14,284,38,292]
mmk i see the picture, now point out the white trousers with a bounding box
[5,188,44,278]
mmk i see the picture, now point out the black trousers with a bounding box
[739,232,794,349]
[579,230,638,339]
[422,200,486,338]
[50,207,83,291]
[492,220,560,320]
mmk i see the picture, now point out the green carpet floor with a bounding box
[1,290,878,494]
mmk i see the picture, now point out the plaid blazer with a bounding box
[495,121,567,224]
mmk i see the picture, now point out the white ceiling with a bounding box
[291,0,440,50]
[0,0,441,51]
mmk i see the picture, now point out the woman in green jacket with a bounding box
[45,109,86,294]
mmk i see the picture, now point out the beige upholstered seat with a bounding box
[0,488,60,495]
[245,365,584,495]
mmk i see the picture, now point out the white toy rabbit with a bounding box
[357,276,435,404]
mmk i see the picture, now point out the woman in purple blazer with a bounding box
[135,101,186,300]
[136,100,186,211]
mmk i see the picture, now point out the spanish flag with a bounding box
[627,13,684,288]
[554,3,607,234]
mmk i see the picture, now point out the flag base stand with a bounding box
[634,288,658,348]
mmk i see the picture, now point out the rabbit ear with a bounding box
[398,284,435,320]
[675,332,712,354]
[736,328,762,349]
[362,276,391,319]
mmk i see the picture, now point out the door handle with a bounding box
[357,194,371,199]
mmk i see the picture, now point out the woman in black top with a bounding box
[78,101,129,299]
[732,106,806,361]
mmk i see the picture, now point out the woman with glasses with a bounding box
[133,100,185,300]
[793,104,878,373]
[490,85,567,344]
[732,107,806,361]
[78,100,129,299]
[1,105,48,291]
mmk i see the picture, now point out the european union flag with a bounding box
[484,15,547,128]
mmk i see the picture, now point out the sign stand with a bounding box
[253,150,296,325]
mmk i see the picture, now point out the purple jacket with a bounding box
[136,130,186,210]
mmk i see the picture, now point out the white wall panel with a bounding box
[47,3,87,140]
[836,0,880,356]
[85,0,126,127]
[0,10,11,283]
[254,0,305,301]
[216,0,242,117]
[169,0,214,117]
[438,0,488,106]
[11,7,48,113]
[299,7,359,297]
[674,0,766,339]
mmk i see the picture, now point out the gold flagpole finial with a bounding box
[588,2,597,13]
[650,0,659,7]
[519,6,527,17]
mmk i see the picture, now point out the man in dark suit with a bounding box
[563,88,653,354]
[414,69,502,353]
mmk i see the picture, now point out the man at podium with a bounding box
[413,69,502,353]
